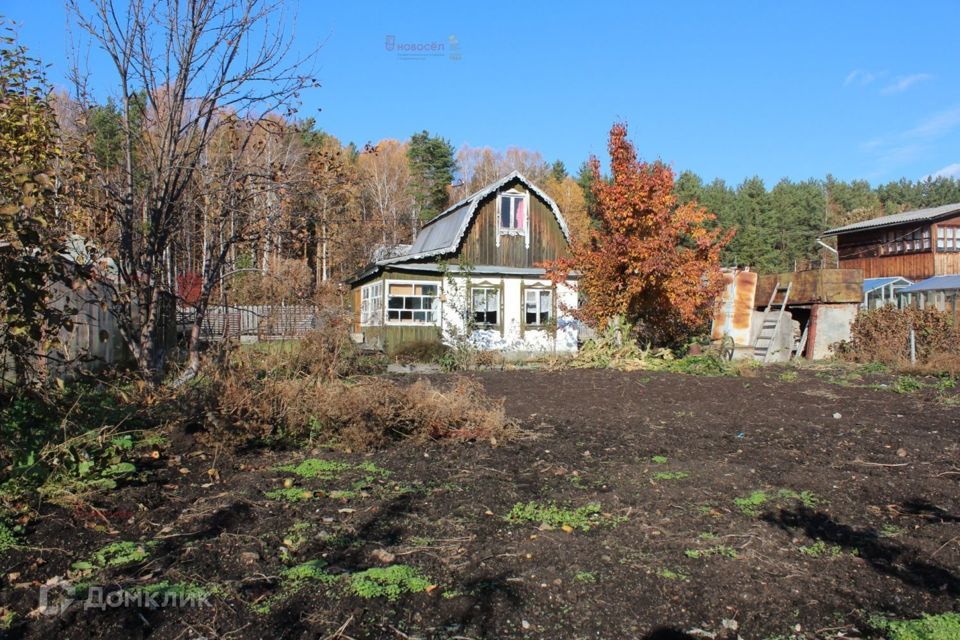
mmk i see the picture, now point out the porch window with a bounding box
[499,191,528,233]
[386,282,438,324]
[360,282,383,326]
[525,289,552,326]
[939,226,959,252]
[471,287,499,327]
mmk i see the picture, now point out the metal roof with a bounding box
[899,274,960,293]
[863,276,912,294]
[378,171,571,266]
[822,202,960,237]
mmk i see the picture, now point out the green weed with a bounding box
[734,490,770,516]
[778,370,799,382]
[0,520,19,553]
[349,565,432,601]
[574,571,597,583]
[734,488,820,516]
[264,486,317,502]
[652,471,689,481]
[871,612,960,640]
[797,540,843,558]
[656,567,689,581]
[0,607,15,630]
[505,501,624,532]
[684,545,737,559]
[72,541,154,571]
[892,376,924,394]
[667,354,732,377]
[281,560,338,585]
[651,455,668,464]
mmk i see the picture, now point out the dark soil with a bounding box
[2,367,958,639]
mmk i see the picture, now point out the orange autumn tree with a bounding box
[544,122,733,345]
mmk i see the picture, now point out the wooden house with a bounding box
[347,172,578,356]
[822,202,960,280]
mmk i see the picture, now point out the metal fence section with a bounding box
[178,304,319,341]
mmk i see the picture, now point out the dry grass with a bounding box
[193,322,516,450]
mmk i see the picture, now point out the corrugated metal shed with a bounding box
[899,274,960,293]
[863,276,912,293]
[823,202,960,237]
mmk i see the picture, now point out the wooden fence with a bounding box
[178,304,319,341]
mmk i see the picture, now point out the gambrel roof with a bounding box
[377,171,571,266]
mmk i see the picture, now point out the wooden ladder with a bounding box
[753,281,791,363]
[793,324,809,360]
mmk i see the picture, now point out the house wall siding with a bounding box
[837,214,960,279]
[459,184,571,268]
[353,271,578,355]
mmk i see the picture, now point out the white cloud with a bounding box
[844,69,878,86]
[905,105,960,139]
[880,73,933,95]
[862,105,960,178]
[928,163,960,180]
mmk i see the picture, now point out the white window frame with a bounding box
[496,189,530,248]
[524,288,553,327]
[385,280,440,326]
[470,286,500,328]
[360,281,383,326]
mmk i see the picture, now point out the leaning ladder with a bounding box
[753,281,792,363]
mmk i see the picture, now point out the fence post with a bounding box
[909,327,916,365]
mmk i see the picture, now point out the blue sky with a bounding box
[5,1,960,186]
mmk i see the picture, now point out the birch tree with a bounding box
[68,0,318,383]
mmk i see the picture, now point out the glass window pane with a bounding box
[388,297,403,309]
[540,290,551,312]
[526,311,537,324]
[501,196,512,228]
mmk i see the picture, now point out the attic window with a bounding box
[499,191,528,233]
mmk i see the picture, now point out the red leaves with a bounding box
[544,122,733,344]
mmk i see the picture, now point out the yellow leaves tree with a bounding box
[0,29,88,386]
[542,174,591,244]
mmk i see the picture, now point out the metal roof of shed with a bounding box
[863,276,912,294]
[899,274,960,293]
[822,202,960,237]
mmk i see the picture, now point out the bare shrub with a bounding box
[836,307,960,369]
[391,340,449,365]
[196,359,515,450]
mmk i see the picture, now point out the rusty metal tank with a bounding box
[711,269,758,346]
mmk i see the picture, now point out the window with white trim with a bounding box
[471,287,499,327]
[524,289,552,326]
[498,190,528,233]
[386,282,438,324]
[360,282,383,326]
[938,226,960,252]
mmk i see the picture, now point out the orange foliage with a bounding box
[542,122,733,344]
